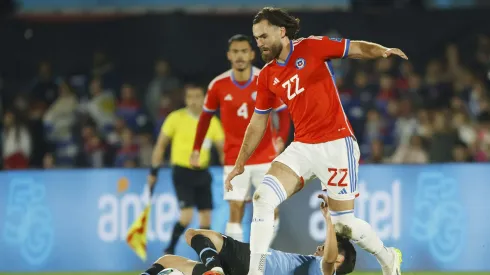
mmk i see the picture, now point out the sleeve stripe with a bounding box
[274,104,287,112]
[203,106,216,113]
[254,108,272,114]
[342,39,351,59]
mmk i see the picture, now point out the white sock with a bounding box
[225,222,243,242]
[271,217,280,242]
[330,211,392,267]
[249,175,287,275]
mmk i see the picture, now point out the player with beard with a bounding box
[225,7,407,275]
[192,34,290,242]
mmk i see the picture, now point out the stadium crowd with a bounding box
[1,34,490,170]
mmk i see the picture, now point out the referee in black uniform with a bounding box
[147,85,225,254]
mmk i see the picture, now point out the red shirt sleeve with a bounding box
[203,83,219,113]
[194,82,220,151]
[254,69,275,114]
[306,35,350,60]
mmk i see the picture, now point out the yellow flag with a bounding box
[126,205,151,261]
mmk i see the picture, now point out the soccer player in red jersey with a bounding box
[225,7,408,275]
[191,34,290,242]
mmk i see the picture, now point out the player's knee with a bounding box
[184,228,198,245]
[330,212,356,239]
[157,254,174,266]
[253,175,287,209]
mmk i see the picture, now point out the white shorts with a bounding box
[223,163,271,201]
[274,136,360,200]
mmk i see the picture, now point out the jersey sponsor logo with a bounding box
[329,37,342,42]
[251,91,257,101]
[295,58,306,70]
[273,77,280,86]
[224,94,233,101]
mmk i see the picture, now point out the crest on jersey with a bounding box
[295,58,306,70]
[251,91,257,101]
[329,37,342,42]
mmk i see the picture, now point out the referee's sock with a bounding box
[190,234,223,271]
[165,222,187,253]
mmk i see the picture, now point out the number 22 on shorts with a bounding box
[327,168,348,187]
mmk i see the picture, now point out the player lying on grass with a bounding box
[140,194,356,275]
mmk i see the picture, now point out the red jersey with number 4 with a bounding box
[204,67,287,165]
[255,36,354,144]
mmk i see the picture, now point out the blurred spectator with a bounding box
[138,133,153,167]
[30,61,59,111]
[92,51,118,93]
[363,109,385,152]
[415,109,433,139]
[364,139,388,163]
[86,77,116,135]
[153,95,174,136]
[146,59,181,122]
[451,111,476,147]
[2,110,31,169]
[452,141,472,162]
[81,124,107,168]
[423,59,453,109]
[473,111,490,161]
[114,128,139,167]
[428,111,459,162]
[394,98,417,146]
[391,135,428,164]
[116,83,147,132]
[107,117,127,147]
[43,153,56,169]
[43,81,79,167]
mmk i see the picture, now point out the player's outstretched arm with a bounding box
[318,194,338,275]
[348,40,408,60]
[236,112,270,166]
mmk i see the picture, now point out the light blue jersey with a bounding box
[264,249,335,275]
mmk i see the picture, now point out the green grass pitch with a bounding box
[1,272,489,275]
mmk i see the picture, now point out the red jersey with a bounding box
[255,36,354,144]
[204,67,287,165]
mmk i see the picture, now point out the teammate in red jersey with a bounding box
[191,34,290,242]
[225,7,407,275]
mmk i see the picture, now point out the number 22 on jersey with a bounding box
[282,74,305,100]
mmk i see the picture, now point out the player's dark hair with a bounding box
[253,7,300,39]
[228,34,253,48]
[336,234,357,274]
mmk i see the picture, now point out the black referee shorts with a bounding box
[192,235,250,275]
[172,165,213,210]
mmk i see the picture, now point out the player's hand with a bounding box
[147,174,157,189]
[224,164,245,191]
[383,48,408,60]
[190,150,201,168]
[318,193,331,220]
[274,137,285,153]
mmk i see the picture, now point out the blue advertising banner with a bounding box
[0,164,489,272]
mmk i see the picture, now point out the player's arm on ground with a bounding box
[318,194,338,275]
[211,116,225,164]
[234,71,275,166]
[148,113,174,187]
